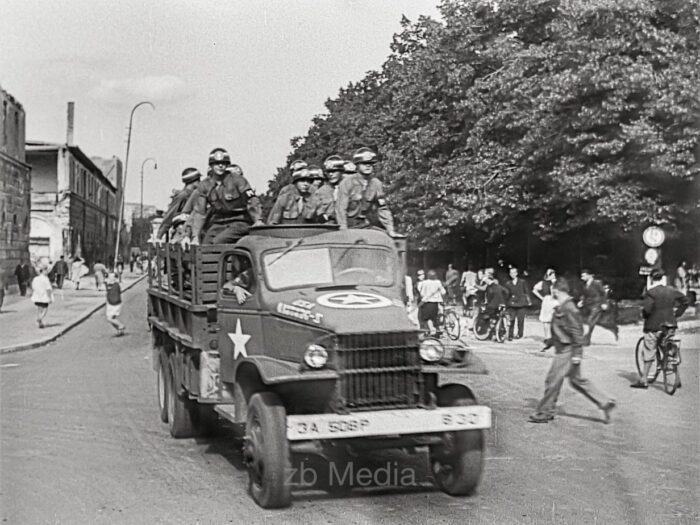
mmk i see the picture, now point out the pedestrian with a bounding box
[14,260,32,296]
[460,265,478,315]
[417,270,446,335]
[93,260,107,291]
[129,252,136,273]
[0,266,7,313]
[445,264,460,306]
[532,268,557,341]
[71,257,88,290]
[674,261,688,295]
[105,272,125,336]
[116,254,124,282]
[414,269,426,303]
[483,272,508,336]
[504,266,531,340]
[630,269,689,388]
[528,278,616,424]
[52,255,69,289]
[30,267,53,329]
[578,269,618,344]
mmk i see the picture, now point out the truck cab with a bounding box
[148,225,490,508]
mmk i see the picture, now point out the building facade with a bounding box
[27,142,119,266]
[0,86,31,288]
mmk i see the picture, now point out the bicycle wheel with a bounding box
[662,354,679,395]
[472,312,491,340]
[445,310,461,340]
[635,337,660,383]
[495,316,508,343]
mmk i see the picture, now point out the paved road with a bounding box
[1,281,698,524]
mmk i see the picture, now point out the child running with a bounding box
[105,272,125,336]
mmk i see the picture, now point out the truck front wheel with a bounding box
[429,386,484,496]
[167,355,196,438]
[243,392,291,508]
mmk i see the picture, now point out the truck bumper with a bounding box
[286,405,491,441]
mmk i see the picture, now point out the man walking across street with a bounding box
[578,269,617,345]
[630,269,689,388]
[53,256,69,289]
[529,278,616,423]
[14,260,32,296]
[504,266,531,340]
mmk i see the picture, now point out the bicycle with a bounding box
[472,304,510,343]
[437,303,461,341]
[634,324,681,395]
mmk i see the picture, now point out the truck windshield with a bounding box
[262,246,395,290]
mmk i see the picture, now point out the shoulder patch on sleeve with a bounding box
[377,197,387,206]
[245,189,255,199]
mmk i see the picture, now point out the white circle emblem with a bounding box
[316,292,393,309]
[642,226,665,248]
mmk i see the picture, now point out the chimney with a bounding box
[66,101,75,145]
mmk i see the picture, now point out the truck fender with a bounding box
[436,383,479,405]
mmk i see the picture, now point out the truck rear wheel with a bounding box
[243,392,291,508]
[167,355,196,438]
[430,386,484,496]
[157,351,169,423]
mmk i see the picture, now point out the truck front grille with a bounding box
[335,332,423,411]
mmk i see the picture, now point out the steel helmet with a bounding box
[307,165,324,180]
[289,159,308,172]
[292,168,312,182]
[208,148,231,166]
[323,155,345,173]
[181,167,201,183]
[344,161,357,174]
[352,147,378,165]
[227,164,243,177]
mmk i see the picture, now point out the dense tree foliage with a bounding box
[267,0,699,251]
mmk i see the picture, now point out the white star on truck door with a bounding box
[228,319,251,359]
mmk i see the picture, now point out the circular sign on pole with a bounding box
[642,226,665,248]
[644,248,660,265]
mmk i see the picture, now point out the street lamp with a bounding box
[114,101,155,267]
[140,157,157,218]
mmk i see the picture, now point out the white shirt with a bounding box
[30,274,53,304]
[417,279,445,304]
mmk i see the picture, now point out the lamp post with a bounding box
[140,157,157,218]
[114,101,155,268]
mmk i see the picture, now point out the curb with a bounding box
[0,274,148,355]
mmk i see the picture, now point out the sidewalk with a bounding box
[0,271,147,354]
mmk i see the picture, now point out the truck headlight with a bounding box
[419,338,444,363]
[304,344,328,369]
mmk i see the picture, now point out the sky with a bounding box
[1,0,441,209]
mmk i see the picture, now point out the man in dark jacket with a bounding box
[578,269,617,345]
[504,267,531,340]
[14,260,32,296]
[157,167,202,239]
[631,269,690,388]
[52,256,69,289]
[529,278,616,423]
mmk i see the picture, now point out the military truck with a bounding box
[147,225,491,508]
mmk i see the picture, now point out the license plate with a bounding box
[286,406,491,441]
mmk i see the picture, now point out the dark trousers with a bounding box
[18,280,27,296]
[584,304,618,343]
[203,220,251,244]
[507,306,526,338]
[55,274,65,289]
[418,302,439,330]
[535,349,612,417]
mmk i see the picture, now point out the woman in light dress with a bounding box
[532,268,557,340]
[30,267,53,328]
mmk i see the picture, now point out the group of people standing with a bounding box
[157,146,398,247]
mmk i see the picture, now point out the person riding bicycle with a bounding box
[631,269,689,389]
[483,274,509,333]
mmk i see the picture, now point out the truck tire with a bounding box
[157,351,169,423]
[429,385,484,496]
[167,354,196,438]
[243,392,291,508]
[195,405,220,437]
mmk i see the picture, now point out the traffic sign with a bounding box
[642,226,665,248]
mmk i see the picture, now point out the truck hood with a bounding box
[270,288,415,334]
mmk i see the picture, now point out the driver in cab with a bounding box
[223,256,253,305]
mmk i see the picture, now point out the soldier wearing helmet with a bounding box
[307,164,324,191]
[335,147,396,236]
[307,155,346,224]
[197,147,262,244]
[157,167,202,240]
[267,167,315,225]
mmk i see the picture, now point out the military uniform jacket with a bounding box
[308,183,338,223]
[199,172,257,224]
[267,186,313,225]
[158,183,198,238]
[335,173,395,233]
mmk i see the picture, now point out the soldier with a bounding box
[267,168,314,225]
[199,148,262,244]
[307,155,345,224]
[157,167,202,239]
[308,164,324,191]
[335,147,396,236]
